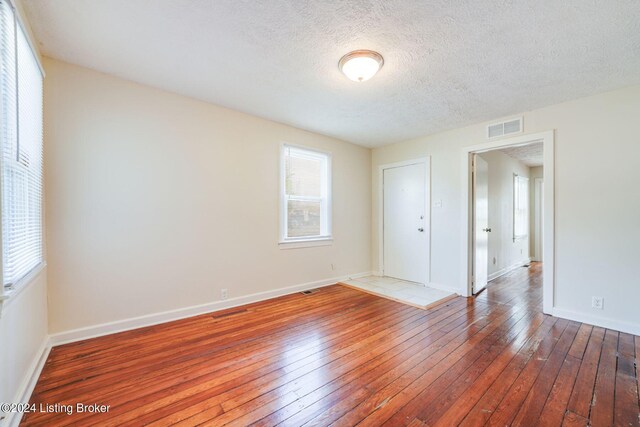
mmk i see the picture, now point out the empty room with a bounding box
[1,0,639,426]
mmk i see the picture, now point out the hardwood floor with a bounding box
[22,263,640,426]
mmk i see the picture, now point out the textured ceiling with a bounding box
[500,142,543,167]
[23,0,640,147]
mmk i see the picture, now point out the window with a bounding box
[1,0,44,288]
[280,145,331,246]
[513,174,529,241]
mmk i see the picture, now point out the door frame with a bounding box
[461,131,555,314]
[533,177,544,262]
[378,157,431,284]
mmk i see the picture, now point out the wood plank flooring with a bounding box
[22,263,640,426]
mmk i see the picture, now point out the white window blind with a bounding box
[1,0,44,288]
[513,174,529,241]
[281,145,331,242]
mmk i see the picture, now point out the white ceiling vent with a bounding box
[487,117,523,139]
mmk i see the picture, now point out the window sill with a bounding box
[0,262,47,316]
[279,238,333,250]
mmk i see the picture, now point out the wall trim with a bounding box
[49,271,372,346]
[552,307,640,336]
[487,258,531,282]
[4,337,51,427]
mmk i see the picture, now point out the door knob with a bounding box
[482,228,492,232]
[418,228,424,232]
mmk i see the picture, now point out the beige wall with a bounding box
[372,85,640,334]
[44,58,372,334]
[0,273,47,410]
[477,151,530,277]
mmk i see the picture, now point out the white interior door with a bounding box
[473,155,489,293]
[383,162,428,284]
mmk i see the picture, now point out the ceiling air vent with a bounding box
[487,117,523,139]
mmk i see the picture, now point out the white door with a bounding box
[473,155,490,294]
[383,162,428,284]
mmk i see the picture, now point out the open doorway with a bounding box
[472,142,543,294]
[462,131,554,314]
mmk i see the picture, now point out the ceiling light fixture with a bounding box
[338,50,384,82]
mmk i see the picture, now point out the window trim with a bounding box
[279,143,332,249]
[3,0,45,76]
[0,261,46,310]
[0,0,45,308]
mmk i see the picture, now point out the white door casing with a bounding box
[534,178,544,262]
[473,155,489,293]
[461,130,554,314]
[382,160,430,284]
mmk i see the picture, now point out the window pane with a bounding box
[1,1,43,286]
[285,154,321,197]
[287,199,321,238]
[513,175,528,239]
[281,145,331,242]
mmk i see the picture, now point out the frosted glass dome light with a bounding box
[339,50,384,82]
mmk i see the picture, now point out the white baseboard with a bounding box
[552,307,640,336]
[488,258,531,282]
[49,272,372,346]
[4,337,51,427]
[347,271,374,280]
[428,282,461,295]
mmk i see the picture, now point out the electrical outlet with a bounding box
[492,257,497,265]
[591,296,604,309]
[331,263,336,271]
[221,288,228,300]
